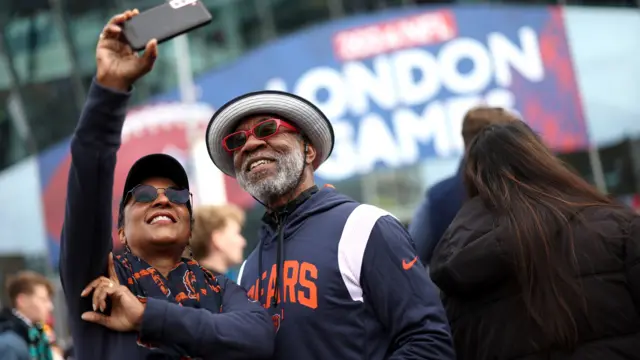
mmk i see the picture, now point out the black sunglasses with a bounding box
[125,184,191,205]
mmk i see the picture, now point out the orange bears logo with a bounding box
[183,271,199,300]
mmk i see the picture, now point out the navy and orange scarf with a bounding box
[115,252,223,358]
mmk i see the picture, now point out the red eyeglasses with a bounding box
[222,118,298,152]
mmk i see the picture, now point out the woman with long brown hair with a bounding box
[430,120,640,359]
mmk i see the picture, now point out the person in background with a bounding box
[59,9,274,359]
[204,87,455,359]
[430,121,640,359]
[409,106,519,264]
[0,271,55,360]
[189,205,247,277]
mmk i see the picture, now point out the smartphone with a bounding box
[122,0,213,51]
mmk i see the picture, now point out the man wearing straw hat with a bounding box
[205,91,455,360]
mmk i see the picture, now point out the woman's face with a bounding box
[214,220,247,266]
[121,177,191,254]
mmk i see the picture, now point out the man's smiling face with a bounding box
[231,115,306,202]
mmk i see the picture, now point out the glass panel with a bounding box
[0,91,30,169]
[237,0,269,50]
[19,77,79,152]
[188,0,246,76]
[2,11,73,85]
[9,0,51,17]
[343,0,385,14]
[130,55,180,106]
[69,10,114,75]
[271,0,332,35]
[480,0,637,6]
[566,0,637,7]
[380,0,416,7]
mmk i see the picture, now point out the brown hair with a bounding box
[190,205,245,261]
[462,106,520,147]
[464,121,615,349]
[6,271,54,307]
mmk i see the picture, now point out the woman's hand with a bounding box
[96,9,158,92]
[80,253,145,332]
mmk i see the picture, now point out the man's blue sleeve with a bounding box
[361,214,455,360]
[408,196,433,263]
[139,276,275,359]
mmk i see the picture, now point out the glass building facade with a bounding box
[0,0,637,172]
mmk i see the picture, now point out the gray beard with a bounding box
[236,147,305,204]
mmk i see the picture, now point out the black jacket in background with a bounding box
[0,309,52,360]
[0,309,29,345]
[430,197,640,360]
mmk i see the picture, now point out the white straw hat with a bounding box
[205,91,335,178]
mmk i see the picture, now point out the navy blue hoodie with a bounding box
[237,186,455,360]
[409,163,465,264]
[59,80,274,360]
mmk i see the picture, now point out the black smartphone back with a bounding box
[122,0,213,51]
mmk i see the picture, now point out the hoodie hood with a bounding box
[429,196,511,296]
[259,186,356,245]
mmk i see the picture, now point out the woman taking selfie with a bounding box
[430,120,640,359]
[59,10,274,360]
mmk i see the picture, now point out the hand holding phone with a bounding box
[96,10,159,91]
[122,0,213,51]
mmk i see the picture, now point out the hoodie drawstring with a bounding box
[254,142,309,308]
[257,240,264,304]
[273,211,287,308]
[256,211,287,309]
